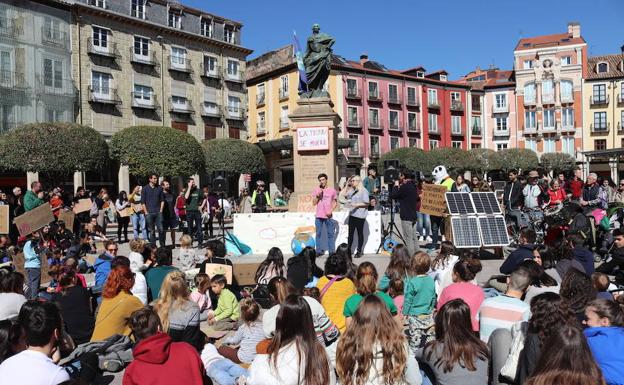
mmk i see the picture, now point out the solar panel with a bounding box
[446,193,475,215]
[451,216,482,248]
[478,216,511,247]
[472,192,502,215]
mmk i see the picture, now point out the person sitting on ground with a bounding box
[190,273,212,321]
[219,298,265,364]
[437,258,484,332]
[207,274,240,331]
[583,298,624,385]
[62,257,88,288]
[93,240,118,291]
[518,259,560,304]
[592,272,614,300]
[145,247,179,301]
[479,266,531,342]
[568,233,595,276]
[0,301,70,384]
[337,295,422,385]
[198,240,233,274]
[597,228,624,275]
[64,232,92,273]
[499,228,537,275]
[379,244,410,291]
[429,241,460,295]
[0,318,22,364]
[419,299,489,385]
[343,262,398,327]
[153,270,203,352]
[123,307,209,385]
[201,342,248,385]
[51,267,94,345]
[388,279,405,316]
[0,271,26,321]
[177,235,198,273]
[403,251,437,353]
[255,247,286,285]
[524,324,606,385]
[560,268,596,323]
[287,246,323,289]
[334,243,357,281]
[91,265,144,341]
[316,253,356,333]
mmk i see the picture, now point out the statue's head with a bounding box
[312,24,320,34]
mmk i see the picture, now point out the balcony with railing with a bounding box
[256,93,265,106]
[131,92,158,110]
[368,89,383,102]
[428,98,440,109]
[227,106,245,120]
[0,71,30,92]
[492,104,508,113]
[429,124,439,134]
[451,124,464,136]
[346,87,361,100]
[87,39,120,58]
[130,48,158,67]
[168,97,194,114]
[388,94,402,105]
[407,120,420,132]
[0,16,24,39]
[450,101,464,112]
[256,121,266,135]
[279,88,289,101]
[560,120,575,132]
[346,115,361,129]
[590,95,609,106]
[370,147,380,159]
[200,63,220,79]
[201,102,221,117]
[591,122,610,133]
[493,127,509,137]
[368,119,383,130]
[406,96,420,107]
[41,27,69,48]
[88,86,121,104]
[168,56,193,73]
[542,93,555,105]
[388,119,402,131]
[280,117,289,130]
[35,75,74,98]
[224,69,245,83]
[471,124,482,136]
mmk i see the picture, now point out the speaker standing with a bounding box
[312,173,337,255]
[344,175,369,258]
[390,170,421,255]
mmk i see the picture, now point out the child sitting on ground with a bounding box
[388,278,405,316]
[403,251,436,353]
[208,274,240,331]
[177,235,198,272]
[592,272,614,300]
[201,343,248,385]
[190,273,212,321]
[218,298,265,364]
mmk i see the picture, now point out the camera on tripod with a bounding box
[383,160,400,185]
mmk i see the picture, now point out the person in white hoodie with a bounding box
[201,343,248,385]
[248,294,335,385]
[126,239,148,304]
[336,294,421,385]
[428,241,460,296]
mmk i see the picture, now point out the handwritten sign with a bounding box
[0,206,8,234]
[297,126,329,152]
[58,210,75,227]
[203,263,233,284]
[73,198,92,214]
[13,203,54,237]
[420,184,448,217]
[118,208,131,218]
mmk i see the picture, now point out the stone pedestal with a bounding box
[287,97,341,212]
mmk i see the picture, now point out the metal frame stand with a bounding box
[377,197,406,253]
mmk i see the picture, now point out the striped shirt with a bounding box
[478,295,530,342]
[222,321,266,363]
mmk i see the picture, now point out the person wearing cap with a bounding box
[251,181,271,213]
[522,172,542,210]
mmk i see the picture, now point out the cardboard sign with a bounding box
[292,193,315,213]
[203,263,233,284]
[297,126,329,151]
[233,262,261,286]
[131,204,143,213]
[57,210,75,227]
[13,203,54,237]
[73,198,92,214]
[118,208,131,218]
[420,184,448,217]
[0,205,8,234]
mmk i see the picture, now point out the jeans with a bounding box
[25,268,41,299]
[430,216,444,249]
[131,213,147,239]
[207,359,248,385]
[145,212,165,246]
[315,217,336,254]
[348,216,366,255]
[401,219,420,255]
[187,211,203,245]
[417,212,431,237]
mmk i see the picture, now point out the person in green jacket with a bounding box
[208,274,240,331]
[24,181,44,211]
[144,247,179,301]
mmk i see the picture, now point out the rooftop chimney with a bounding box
[360,54,369,65]
[567,22,581,38]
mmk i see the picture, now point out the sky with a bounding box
[184,0,623,79]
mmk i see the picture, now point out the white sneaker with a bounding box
[426,236,432,242]
[419,236,425,242]
[236,375,247,385]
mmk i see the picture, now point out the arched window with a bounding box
[597,62,609,74]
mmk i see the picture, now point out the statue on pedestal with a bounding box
[301,24,335,98]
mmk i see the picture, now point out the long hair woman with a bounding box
[91,265,143,341]
[583,298,624,385]
[115,190,130,243]
[343,262,398,327]
[51,267,94,345]
[525,324,606,385]
[379,244,411,291]
[255,247,286,285]
[560,268,596,323]
[421,299,489,385]
[436,258,484,331]
[248,295,334,385]
[337,295,421,385]
[152,271,203,351]
[430,241,459,295]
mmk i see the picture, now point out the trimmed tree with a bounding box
[491,148,539,172]
[468,148,497,174]
[202,138,266,174]
[0,122,108,177]
[378,147,432,174]
[540,152,576,174]
[109,126,205,177]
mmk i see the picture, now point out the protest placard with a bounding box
[73,198,92,214]
[58,210,75,227]
[13,203,54,237]
[420,184,448,217]
[0,206,8,234]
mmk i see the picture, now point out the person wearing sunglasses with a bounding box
[92,241,119,302]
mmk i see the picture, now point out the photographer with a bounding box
[390,170,420,255]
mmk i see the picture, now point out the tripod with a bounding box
[217,192,244,255]
[377,196,406,253]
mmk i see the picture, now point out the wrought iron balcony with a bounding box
[227,107,245,120]
[131,92,159,110]
[347,116,361,128]
[590,122,610,133]
[0,16,24,39]
[406,97,420,107]
[542,121,558,132]
[428,99,440,108]
[368,90,382,102]
[87,39,120,58]
[41,27,69,48]
[0,71,31,91]
[280,118,289,129]
[370,148,380,158]
[407,120,420,132]
[346,87,361,99]
[388,95,402,105]
[493,128,509,137]
[88,86,121,104]
[168,56,193,73]
[200,63,220,79]
[168,97,194,114]
[389,120,402,131]
[451,126,464,136]
[35,75,75,97]
[201,103,221,117]
[256,122,266,134]
[492,104,508,113]
[224,69,244,83]
[450,101,464,112]
[368,120,383,130]
[129,48,158,66]
[590,95,609,106]
[524,124,537,134]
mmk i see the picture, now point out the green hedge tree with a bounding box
[202,138,266,174]
[468,148,497,174]
[378,147,434,174]
[540,152,576,174]
[491,148,539,172]
[0,122,108,178]
[109,126,205,177]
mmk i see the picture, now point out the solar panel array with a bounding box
[478,216,510,247]
[472,192,503,215]
[446,193,475,215]
[451,216,482,248]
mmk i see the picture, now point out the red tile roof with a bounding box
[515,32,585,51]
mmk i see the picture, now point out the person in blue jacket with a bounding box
[93,240,118,292]
[583,298,624,385]
[499,228,537,275]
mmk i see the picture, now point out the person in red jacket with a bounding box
[569,170,584,200]
[123,307,209,385]
[547,180,567,207]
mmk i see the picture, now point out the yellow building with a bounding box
[583,53,624,180]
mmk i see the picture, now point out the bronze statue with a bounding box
[302,24,334,98]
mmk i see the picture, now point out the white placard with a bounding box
[297,126,329,151]
[233,211,382,255]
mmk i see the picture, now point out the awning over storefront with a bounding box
[583,148,624,159]
[255,136,354,154]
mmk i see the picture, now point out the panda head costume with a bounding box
[432,165,449,184]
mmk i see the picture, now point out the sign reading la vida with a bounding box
[297,126,329,151]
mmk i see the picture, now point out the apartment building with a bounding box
[514,22,587,158]
[71,0,252,142]
[582,51,624,179]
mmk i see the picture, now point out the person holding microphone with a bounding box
[312,173,337,255]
